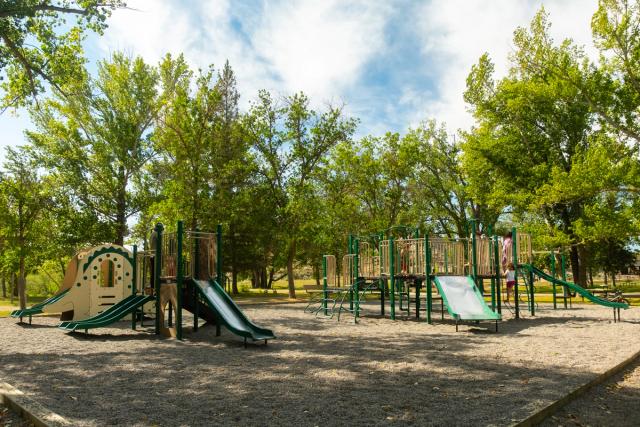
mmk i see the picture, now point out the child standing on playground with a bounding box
[505,262,516,302]
[501,231,512,270]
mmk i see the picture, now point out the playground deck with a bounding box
[1,303,639,426]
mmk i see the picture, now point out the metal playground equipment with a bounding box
[308,220,628,330]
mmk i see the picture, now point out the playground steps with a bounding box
[58,294,154,332]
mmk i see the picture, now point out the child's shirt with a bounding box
[506,270,515,282]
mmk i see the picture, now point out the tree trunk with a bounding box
[314,263,320,287]
[577,245,588,287]
[231,268,239,295]
[612,272,617,287]
[286,240,297,298]
[604,272,608,286]
[18,255,26,309]
[115,167,127,246]
[1,276,5,298]
[569,246,582,285]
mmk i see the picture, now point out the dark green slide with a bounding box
[58,294,153,332]
[433,276,501,322]
[189,278,275,342]
[520,264,629,309]
[10,288,71,319]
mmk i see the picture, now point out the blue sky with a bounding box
[0,0,600,159]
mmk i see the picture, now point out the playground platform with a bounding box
[1,302,639,426]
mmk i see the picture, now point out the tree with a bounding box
[0,0,123,109]
[27,52,164,246]
[462,10,639,285]
[0,148,52,309]
[244,91,357,297]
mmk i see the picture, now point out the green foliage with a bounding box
[27,52,163,245]
[0,0,123,109]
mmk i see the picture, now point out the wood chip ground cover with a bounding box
[0,303,638,426]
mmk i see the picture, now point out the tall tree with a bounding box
[0,0,123,109]
[245,91,357,297]
[0,148,51,309]
[27,52,163,245]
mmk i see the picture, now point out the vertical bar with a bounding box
[415,279,421,319]
[216,224,223,286]
[494,235,501,314]
[323,255,328,316]
[561,252,567,309]
[154,223,163,335]
[529,268,535,316]
[193,228,200,331]
[471,219,478,286]
[512,227,519,319]
[551,251,557,309]
[354,239,359,319]
[132,244,137,331]
[348,235,353,311]
[425,235,432,324]
[176,221,183,340]
[389,237,395,320]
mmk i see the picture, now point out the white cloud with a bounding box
[415,0,600,133]
[98,0,390,109]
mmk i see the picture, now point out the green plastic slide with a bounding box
[520,264,628,309]
[10,288,71,319]
[433,276,501,321]
[189,278,275,342]
[58,294,153,332]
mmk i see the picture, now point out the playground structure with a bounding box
[11,244,144,323]
[12,222,275,345]
[308,221,629,329]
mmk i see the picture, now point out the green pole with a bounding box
[529,266,535,316]
[354,239,360,319]
[176,221,184,340]
[494,234,501,314]
[425,235,432,324]
[512,227,519,319]
[348,234,353,311]
[154,223,163,335]
[193,228,200,331]
[132,244,137,331]
[216,224,223,285]
[561,251,567,309]
[322,256,328,316]
[551,250,557,309]
[471,219,478,287]
[389,236,395,320]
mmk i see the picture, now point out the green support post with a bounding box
[215,224,222,337]
[389,236,395,320]
[216,224,223,286]
[494,235,501,314]
[561,252,568,308]
[426,235,432,324]
[512,227,519,319]
[322,256,328,316]
[529,267,535,316]
[348,235,354,311]
[354,239,360,319]
[550,250,557,309]
[193,228,200,331]
[132,244,137,331]
[471,219,479,288]
[154,223,163,335]
[176,221,183,341]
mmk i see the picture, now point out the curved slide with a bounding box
[58,294,153,332]
[433,276,501,324]
[189,278,275,342]
[10,288,71,319]
[520,264,629,309]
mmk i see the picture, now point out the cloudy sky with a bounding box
[0,0,599,157]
